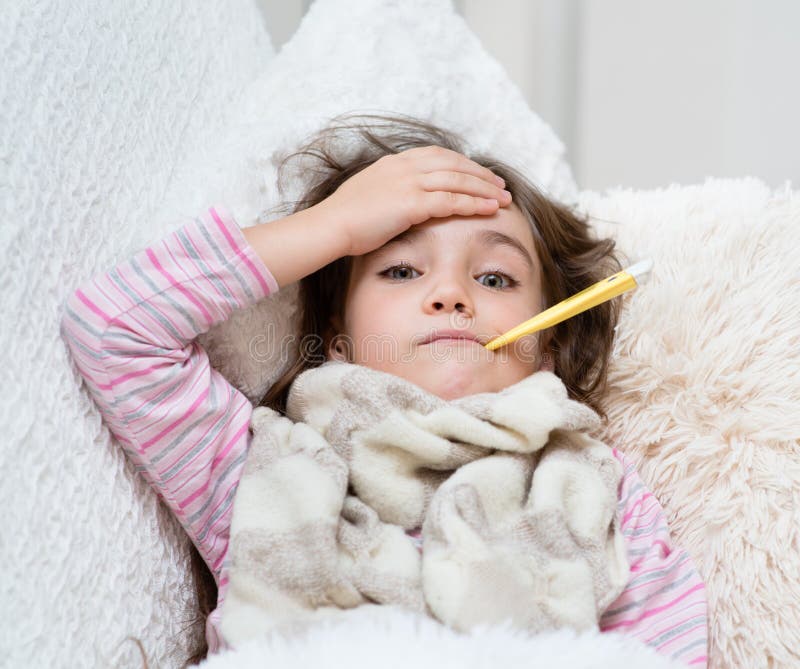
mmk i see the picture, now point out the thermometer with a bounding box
[484,258,654,351]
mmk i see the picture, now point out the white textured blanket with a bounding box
[203,604,687,669]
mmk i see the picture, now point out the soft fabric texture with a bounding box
[220,362,629,647]
[205,605,687,669]
[578,178,800,668]
[2,1,274,666]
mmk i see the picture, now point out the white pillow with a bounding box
[189,0,578,405]
[3,2,274,667]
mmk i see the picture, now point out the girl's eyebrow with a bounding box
[370,227,534,269]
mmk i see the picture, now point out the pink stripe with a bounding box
[654,620,707,652]
[177,224,241,306]
[171,424,241,528]
[629,542,675,573]
[126,352,204,430]
[140,385,210,452]
[162,388,248,492]
[180,476,210,510]
[623,516,665,546]
[603,583,706,630]
[652,539,671,556]
[161,413,224,488]
[211,422,249,471]
[689,656,708,665]
[75,288,114,325]
[625,521,663,550]
[110,261,185,344]
[211,529,232,572]
[108,362,164,388]
[622,492,654,526]
[198,479,240,547]
[209,207,276,296]
[626,528,663,554]
[620,555,691,591]
[146,247,214,329]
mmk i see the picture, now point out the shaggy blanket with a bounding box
[220,361,630,648]
[203,605,687,669]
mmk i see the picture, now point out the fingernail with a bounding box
[494,175,506,187]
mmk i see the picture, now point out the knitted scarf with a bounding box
[220,361,630,647]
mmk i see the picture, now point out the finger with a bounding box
[425,191,500,219]
[419,170,511,204]
[407,145,506,188]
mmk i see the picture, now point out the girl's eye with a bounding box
[381,263,420,280]
[379,262,519,290]
[477,272,517,290]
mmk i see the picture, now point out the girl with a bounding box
[61,113,707,667]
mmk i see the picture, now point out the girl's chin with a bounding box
[397,359,500,400]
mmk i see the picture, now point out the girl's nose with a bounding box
[423,279,474,317]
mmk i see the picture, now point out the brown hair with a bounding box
[183,111,624,664]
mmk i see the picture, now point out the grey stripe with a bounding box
[195,217,258,303]
[111,359,185,403]
[122,373,190,422]
[61,323,107,362]
[107,265,186,347]
[625,552,690,589]
[670,637,707,659]
[601,568,697,618]
[128,257,201,337]
[176,227,238,304]
[647,615,707,648]
[194,452,247,538]
[65,290,189,359]
[626,545,656,558]
[619,478,645,509]
[103,340,177,358]
[62,303,108,344]
[153,381,237,471]
[626,513,662,538]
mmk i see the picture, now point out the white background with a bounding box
[257,0,798,192]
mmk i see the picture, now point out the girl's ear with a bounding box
[327,337,349,362]
[325,315,349,362]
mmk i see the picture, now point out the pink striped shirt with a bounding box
[60,206,708,666]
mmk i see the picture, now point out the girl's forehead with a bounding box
[366,206,536,262]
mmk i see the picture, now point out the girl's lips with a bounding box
[420,329,481,345]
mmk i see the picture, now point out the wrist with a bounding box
[241,203,351,289]
[305,200,353,258]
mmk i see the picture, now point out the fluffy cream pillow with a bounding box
[581,177,800,669]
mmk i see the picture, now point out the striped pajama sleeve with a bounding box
[601,449,709,667]
[59,206,278,592]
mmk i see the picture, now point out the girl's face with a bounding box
[327,204,553,400]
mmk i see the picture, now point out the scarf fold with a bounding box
[220,361,629,647]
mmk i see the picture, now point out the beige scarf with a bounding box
[220,361,629,647]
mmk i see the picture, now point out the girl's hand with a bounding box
[316,145,513,257]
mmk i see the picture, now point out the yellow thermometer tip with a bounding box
[481,257,654,352]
